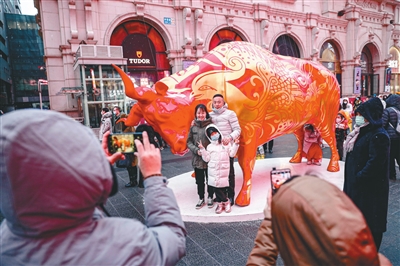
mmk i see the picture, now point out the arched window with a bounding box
[209,29,244,51]
[110,21,170,83]
[388,46,400,94]
[320,41,342,93]
[360,46,376,96]
[272,35,300,58]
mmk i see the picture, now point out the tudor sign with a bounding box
[128,50,151,64]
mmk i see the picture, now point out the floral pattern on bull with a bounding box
[113,41,340,207]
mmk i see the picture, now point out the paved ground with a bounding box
[106,134,400,266]
[1,134,398,265]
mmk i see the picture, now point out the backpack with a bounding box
[388,107,400,134]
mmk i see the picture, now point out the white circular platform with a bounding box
[168,157,345,223]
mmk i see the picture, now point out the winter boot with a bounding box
[224,200,231,213]
[125,175,138,187]
[215,203,224,214]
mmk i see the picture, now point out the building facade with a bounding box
[34,0,400,127]
[0,0,22,112]
[5,14,48,110]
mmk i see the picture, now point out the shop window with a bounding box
[272,35,300,58]
[360,47,373,96]
[320,41,342,93]
[388,46,400,94]
[209,29,244,51]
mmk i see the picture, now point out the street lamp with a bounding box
[38,79,48,110]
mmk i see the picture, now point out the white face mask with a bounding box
[355,116,366,126]
[210,133,220,141]
[336,118,341,123]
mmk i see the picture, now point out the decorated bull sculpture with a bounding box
[113,41,340,206]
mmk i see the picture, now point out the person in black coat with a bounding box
[382,94,400,180]
[135,124,161,187]
[343,97,390,251]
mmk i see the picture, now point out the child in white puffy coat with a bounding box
[198,124,240,214]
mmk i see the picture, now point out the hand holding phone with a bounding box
[134,131,162,179]
[270,168,291,195]
[107,132,143,154]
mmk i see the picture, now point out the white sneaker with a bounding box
[207,197,214,208]
[195,199,205,209]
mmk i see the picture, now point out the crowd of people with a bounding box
[1,92,398,264]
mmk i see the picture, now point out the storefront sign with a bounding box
[164,17,174,25]
[354,67,361,94]
[164,17,172,25]
[128,58,151,64]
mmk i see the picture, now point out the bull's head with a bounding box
[112,64,201,155]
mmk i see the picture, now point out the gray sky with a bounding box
[20,0,37,15]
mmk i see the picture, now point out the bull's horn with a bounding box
[112,64,138,100]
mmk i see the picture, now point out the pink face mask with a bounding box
[336,118,341,123]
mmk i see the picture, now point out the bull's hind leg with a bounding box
[235,145,256,207]
[289,128,305,163]
[318,125,340,172]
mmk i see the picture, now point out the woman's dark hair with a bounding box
[102,107,109,112]
[194,104,210,119]
[304,124,315,132]
[135,124,162,148]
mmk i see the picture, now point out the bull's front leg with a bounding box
[235,145,256,207]
[289,128,305,163]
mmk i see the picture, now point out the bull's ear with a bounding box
[154,81,169,96]
[112,64,139,99]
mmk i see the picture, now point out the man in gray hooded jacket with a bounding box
[210,94,241,205]
[0,109,186,265]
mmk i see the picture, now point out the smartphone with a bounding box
[107,132,143,154]
[270,167,291,195]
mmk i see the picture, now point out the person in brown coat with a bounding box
[247,175,391,266]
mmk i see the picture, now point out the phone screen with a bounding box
[270,168,291,195]
[107,132,143,154]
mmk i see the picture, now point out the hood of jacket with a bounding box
[205,124,223,143]
[0,110,113,238]
[272,175,379,265]
[102,111,112,119]
[385,94,400,110]
[355,97,384,128]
